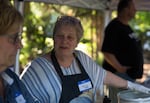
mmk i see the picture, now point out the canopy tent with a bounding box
[23,0,150,11]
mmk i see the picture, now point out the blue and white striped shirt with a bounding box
[20,50,106,103]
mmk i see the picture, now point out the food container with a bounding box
[117,90,150,103]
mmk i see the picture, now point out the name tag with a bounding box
[78,79,92,92]
[15,92,26,103]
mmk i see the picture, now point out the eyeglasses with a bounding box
[0,32,22,45]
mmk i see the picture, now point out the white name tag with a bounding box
[15,93,26,103]
[78,79,92,92]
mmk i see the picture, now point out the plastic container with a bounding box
[117,90,150,103]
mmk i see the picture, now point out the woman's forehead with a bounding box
[58,25,76,32]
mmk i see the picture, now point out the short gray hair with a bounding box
[53,16,83,42]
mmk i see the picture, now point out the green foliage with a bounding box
[20,2,97,68]
[130,11,150,51]
[20,2,150,69]
[20,2,55,67]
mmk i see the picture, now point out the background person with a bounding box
[21,15,149,103]
[101,0,143,103]
[0,0,38,102]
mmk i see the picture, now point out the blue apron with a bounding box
[0,69,36,103]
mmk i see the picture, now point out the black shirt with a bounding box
[101,18,143,79]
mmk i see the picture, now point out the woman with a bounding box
[21,16,150,103]
[0,0,37,102]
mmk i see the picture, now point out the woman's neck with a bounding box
[55,53,74,68]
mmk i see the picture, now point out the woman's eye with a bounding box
[67,36,74,40]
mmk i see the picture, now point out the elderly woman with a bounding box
[21,15,150,103]
[0,0,37,102]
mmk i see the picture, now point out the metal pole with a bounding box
[14,0,24,76]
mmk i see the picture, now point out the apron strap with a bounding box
[51,49,87,79]
[51,49,64,80]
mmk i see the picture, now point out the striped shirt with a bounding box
[20,50,106,103]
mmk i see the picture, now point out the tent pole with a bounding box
[14,0,24,76]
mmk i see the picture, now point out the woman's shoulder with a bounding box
[30,53,51,64]
[74,49,87,55]
[74,50,91,59]
[42,52,51,61]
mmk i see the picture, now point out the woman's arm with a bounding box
[104,71,127,88]
[104,71,150,94]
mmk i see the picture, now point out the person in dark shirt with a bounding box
[101,0,143,103]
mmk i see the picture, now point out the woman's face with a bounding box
[54,25,78,56]
[0,23,22,72]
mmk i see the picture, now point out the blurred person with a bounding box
[101,0,143,103]
[21,16,149,103]
[0,0,38,102]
